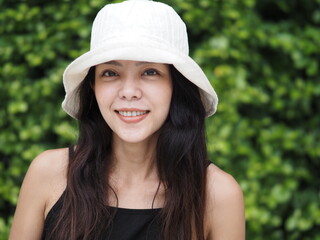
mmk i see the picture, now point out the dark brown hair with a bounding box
[46,65,208,240]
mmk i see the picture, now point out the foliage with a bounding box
[1,0,320,239]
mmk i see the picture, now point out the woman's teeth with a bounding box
[118,111,147,117]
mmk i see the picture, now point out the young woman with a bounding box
[9,0,245,239]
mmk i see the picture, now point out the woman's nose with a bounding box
[118,77,142,101]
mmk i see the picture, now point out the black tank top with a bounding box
[41,190,161,240]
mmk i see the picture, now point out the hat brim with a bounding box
[62,37,218,118]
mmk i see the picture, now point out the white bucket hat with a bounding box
[62,0,218,118]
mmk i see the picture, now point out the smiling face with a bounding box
[94,60,173,144]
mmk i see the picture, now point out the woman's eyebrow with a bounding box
[102,61,154,67]
[135,61,153,66]
[103,61,123,66]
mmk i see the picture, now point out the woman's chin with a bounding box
[113,131,159,146]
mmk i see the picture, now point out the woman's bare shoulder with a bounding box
[30,148,69,177]
[9,148,69,239]
[29,148,69,203]
[22,147,69,202]
[205,163,245,240]
[206,164,243,202]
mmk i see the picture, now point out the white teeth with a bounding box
[118,111,147,117]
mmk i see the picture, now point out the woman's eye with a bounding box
[143,69,158,76]
[102,70,118,77]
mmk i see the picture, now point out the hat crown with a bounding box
[90,0,189,55]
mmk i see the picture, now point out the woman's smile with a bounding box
[115,108,150,123]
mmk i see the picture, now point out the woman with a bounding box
[9,0,245,239]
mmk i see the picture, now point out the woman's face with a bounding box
[94,60,173,144]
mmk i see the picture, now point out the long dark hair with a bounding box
[46,65,208,240]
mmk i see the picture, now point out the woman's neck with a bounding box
[107,134,164,209]
[110,134,159,182]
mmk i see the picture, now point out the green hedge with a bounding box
[1,0,320,239]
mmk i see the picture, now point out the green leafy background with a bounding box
[1,0,319,239]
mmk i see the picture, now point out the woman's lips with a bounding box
[115,109,149,123]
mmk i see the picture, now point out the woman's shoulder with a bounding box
[25,147,69,198]
[29,147,69,194]
[31,148,69,216]
[30,148,69,175]
[206,163,243,201]
[205,163,245,239]
[9,148,69,239]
